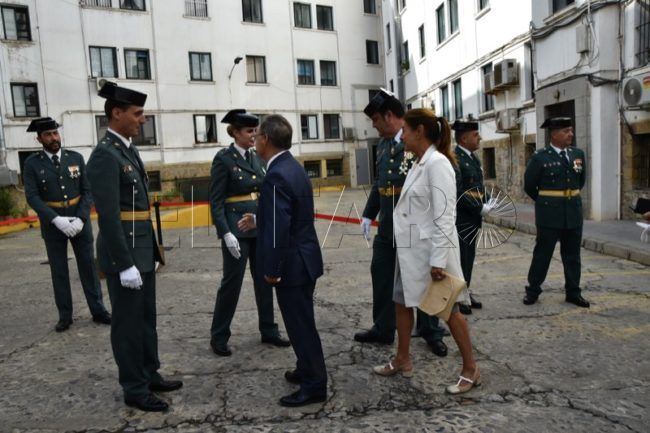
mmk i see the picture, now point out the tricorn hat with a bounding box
[363,89,404,118]
[452,120,479,133]
[221,109,259,127]
[98,81,147,106]
[540,117,572,130]
[26,117,60,133]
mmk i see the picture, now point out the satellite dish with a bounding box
[623,77,642,106]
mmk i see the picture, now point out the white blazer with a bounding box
[393,145,469,308]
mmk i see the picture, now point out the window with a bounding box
[386,23,392,51]
[242,0,263,23]
[194,114,218,143]
[364,0,376,14]
[11,83,39,117]
[453,78,462,119]
[96,115,156,145]
[246,55,267,83]
[89,46,117,78]
[323,114,340,139]
[449,0,458,34]
[552,0,574,14]
[326,159,343,176]
[483,147,496,179]
[637,1,650,66]
[1,5,30,41]
[297,59,315,85]
[366,40,379,64]
[316,5,333,30]
[301,114,318,139]
[320,61,337,86]
[147,170,161,192]
[82,0,112,7]
[125,49,150,79]
[482,63,494,112]
[478,0,489,11]
[401,41,409,71]
[120,0,145,11]
[436,4,446,44]
[440,85,449,119]
[389,79,394,93]
[185,0,208,17]
[294,2,311,28]
[304,161,321,178]
[189,52,212,81]
[418,25,425,58]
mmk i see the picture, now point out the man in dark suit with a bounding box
[253,114,327,407]
[87,82,182,412]
[523,117,589,308]
[23,117,111,332]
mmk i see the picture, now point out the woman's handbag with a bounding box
[418,272,467,321]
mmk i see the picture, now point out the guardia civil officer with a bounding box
[208,110,289,357]
[87,82,182,412]
[523,117,590,308]
[453,120,491,314]
[23,117,111,332]
[355,90,448,357]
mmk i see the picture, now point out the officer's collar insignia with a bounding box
[122,164,134,173]
[68,165,80,178]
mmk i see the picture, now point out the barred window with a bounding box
[637,0,650,66]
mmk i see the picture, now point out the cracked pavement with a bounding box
[0,189,648,432]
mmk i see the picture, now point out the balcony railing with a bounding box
[185,0,208,18]
[81,0,112,8]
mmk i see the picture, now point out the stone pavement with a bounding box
[0,188,648,432]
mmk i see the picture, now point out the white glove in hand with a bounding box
[641,226,650,243]
[69,217,84,236]
[52,216,77,237]
[361,217,372,241]
[480,204,492,217]
[224,232,241,259]
[120,265,143,290]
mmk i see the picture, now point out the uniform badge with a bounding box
[398,151,415,175]
[573,158,583,173]
[67,165,80,179]
[122,164,134,173]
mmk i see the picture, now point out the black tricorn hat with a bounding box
[363,89,404,118]
[26,117,60,133]
[540,117,572,130]
[221,109,259,127]
[98,81,147,106]
[452,120,479,133]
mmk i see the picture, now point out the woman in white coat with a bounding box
[373,108,481,395]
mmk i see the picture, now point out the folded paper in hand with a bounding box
[418,272,467,322]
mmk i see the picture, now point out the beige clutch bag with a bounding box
[418,272,467,321]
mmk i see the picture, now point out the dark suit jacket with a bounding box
[256,151,323,288]
[455,146,486,229]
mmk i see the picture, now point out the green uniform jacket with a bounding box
[455,146,486,228]
[362,137,412,239]
[23,150,93,241]
[209,144,265,239]
[87,132,162,274]
[524,146,586,230]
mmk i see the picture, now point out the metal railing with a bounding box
[185,0,208,17]
[81,0,112,8]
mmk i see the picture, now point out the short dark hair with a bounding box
[259,115,292,150]
[104,100,130,120]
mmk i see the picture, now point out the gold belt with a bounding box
[465,191,484,199]
[45,196,80,208]
[538,189,580,197]
[378,186,402,196]
[119,210,151,221]
[224,192,259,204]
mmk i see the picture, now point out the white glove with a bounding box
[361,217,372,241]
[480,204,492,217]
[69,217,84,236]
[223,232,241,259]
[52,216,77,237]
[641,226,650,243]
[119,265,143,290]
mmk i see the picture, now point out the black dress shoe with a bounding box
[55,319,72,332]
[279,390,326,407]
[566,295,590,308]
[353,329,394,344]
[428,339,448,357]
[124,393,169,412]
[210,340,232,357]
[262,335,291,347]
[523,294,538,305]
[284,370,301,384]
[470,294,482,309]
[459,304,472,315]
[92,312,111,325]
[150,379,183,392]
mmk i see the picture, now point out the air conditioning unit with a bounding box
[495,108,519,132]
[483,72,495,95]
[343,127,356,141]
[493,59,519,88]
[622,72,650,108]
[94,77,110,91]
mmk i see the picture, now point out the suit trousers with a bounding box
[106,270,161,398]
[526,225,583,297]
[276,282,327,396]
[43,223,106,321]
[458,230,477,288]
[371,234,444,341]
[211,237,278,344]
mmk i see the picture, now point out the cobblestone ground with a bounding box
[0,190,648,432]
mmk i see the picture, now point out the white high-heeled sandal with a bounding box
[445,371,481,394]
